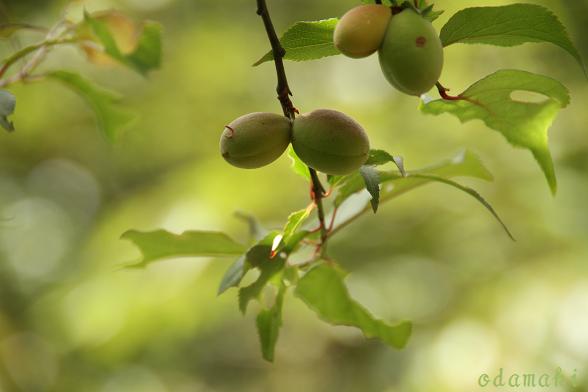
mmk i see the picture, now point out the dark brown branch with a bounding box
[256,0,297,119]
[256,0,329,254]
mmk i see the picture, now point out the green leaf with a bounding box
[0,23,46,38]
[126,22,162,74]
[295,264,412,349]
[121,229,245,268]
[239,258,285,314]
[332,152,513,239]
[269,206,315,256]
[421,69,570,194]
[287,145,311,181]
[256,282,286,362]
[365,149,406,176]
[440,4,584,73]
[49,71,136,141]
[0,90,16,132]
[217,255,248,295]
[410,174,514,240]
[84,12,162,75]
[254,19,340,66]
[239,232,286,313]
[360,166,380,213]
[423,9,444,23]
[335,150,493,207]
[282,207,313,244]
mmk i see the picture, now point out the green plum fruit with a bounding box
[292,109,370,175]
[334,4,392,59]
[220,112,292,169]
[378,9,444,96]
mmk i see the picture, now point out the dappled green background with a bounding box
[1,0,588,390]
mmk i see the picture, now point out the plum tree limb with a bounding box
[255,0,329,255]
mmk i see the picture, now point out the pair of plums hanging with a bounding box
[220,109,370,175]
[334,4,444,96]
[220,5,444,175]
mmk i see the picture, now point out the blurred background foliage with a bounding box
[0,0,588,391]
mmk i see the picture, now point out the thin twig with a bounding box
[256,0,329,256]
[0,19,74,88]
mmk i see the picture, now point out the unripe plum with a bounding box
[334,5,392,59]
[378,9,444,96]
[220,112,292,169]
[292,109,370,175]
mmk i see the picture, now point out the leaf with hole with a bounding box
[420,69,570,194]
[239,232,286,313]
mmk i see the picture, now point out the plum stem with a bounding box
[435,82,464,101]
[256,0,329,256]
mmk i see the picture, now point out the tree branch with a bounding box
[256,0,296,119]
[255,0,329,255]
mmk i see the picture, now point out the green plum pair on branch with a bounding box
[220,109,370,175]
[335,4,443,96]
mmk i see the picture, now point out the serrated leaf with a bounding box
[83,11,162,75]
[440,4,584,73]
[256,282,286,362]
[239,258,285,314]
[254,19,340,66]
[287,145,311,180]
[49,71,136,141]
[121,229,245,268]
[0,90,16,132]
[409,174,514,240]
[336,150,492,207]
[295,264,412,349]
[239,232,286,313]
[217,255,248,295]
[360,166,380,213]
[0,23,46,38]
[421,69,570,194]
